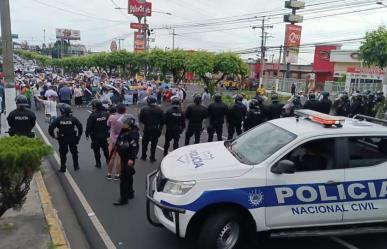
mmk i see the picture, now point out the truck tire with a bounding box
[197,210,254,249]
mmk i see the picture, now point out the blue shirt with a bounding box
[59,87,72,101]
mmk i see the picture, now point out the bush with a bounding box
[0,136,52,217]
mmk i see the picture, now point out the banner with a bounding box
[128,0,152,17]
[130,23,148,30]
[285,24,302,64]
[56,29,81,40]
[134,32,145,52]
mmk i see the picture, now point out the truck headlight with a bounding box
[163,180,196,195]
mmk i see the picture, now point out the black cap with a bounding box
[60,104,72,115]
[15,95,29,106]
[147,95,157,106]
[214,93,222,102]
[171,96,181,105]
[194,94,202,104]
[91,100,103,110]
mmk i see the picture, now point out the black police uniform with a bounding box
[244,105,264,131]
[163,105,185,155]
[227,102,247,140]
[268,102,284,120]
[115,128,139,204]
[319,98,332,114]
[207,101,228,142]
[86,109,110,167]
[350,97,366,117]
[139,105,164,161]
[333,98,350,116]
[303,99,320,112]
[185,103,207,145]
[7,108,36,137]
[49,114,83,171]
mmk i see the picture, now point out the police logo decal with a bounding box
[248,189,264,207]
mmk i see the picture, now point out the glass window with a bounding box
[348,137,387,168]
[228,123,296,165]
[281,138,337,172]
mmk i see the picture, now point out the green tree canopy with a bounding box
[360,26,387,68]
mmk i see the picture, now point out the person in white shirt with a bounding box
[100,87,113,105]
[45,84,58,99]
[73,84,83,107]
[37,95,57,123]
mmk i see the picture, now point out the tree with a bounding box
[187,51,215,89]
[359,26,387,89]
[0,136,52,217]
[213,52,248,84]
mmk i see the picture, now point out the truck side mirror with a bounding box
[271,160,296,174]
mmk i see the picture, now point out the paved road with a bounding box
[33,104,387,249]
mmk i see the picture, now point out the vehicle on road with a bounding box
[147,110,387,249]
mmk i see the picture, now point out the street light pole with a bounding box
[376,1,387,7]
[0,0,16,115]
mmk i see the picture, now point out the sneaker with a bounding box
[114,175,120,181]
[106,174,113,180]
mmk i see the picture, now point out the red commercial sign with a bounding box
[130,23,148,30]
[285,24,302,64]
[128,0,152,17]
[134,31,145,52]
[347,67,385,75]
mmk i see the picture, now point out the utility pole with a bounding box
[276,45,283,91]
[172,29,176,50]
[117,38,124,50]
[253,17,273,87]
[1,0,16,115]
[43,29,46,45]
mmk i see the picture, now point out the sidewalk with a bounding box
[0,113,69,249]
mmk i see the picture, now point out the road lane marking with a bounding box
[35,122,117,249]
[330,236,359,249]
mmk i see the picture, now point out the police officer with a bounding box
[163,96,185,156]
[139,95,163,162]
[319,92,332,114]
[268,94,284,120]
[185,94,208,145]
[113,114,139,206]
[227,94,247,140]
[350,93,366,117]
[333,92,350,116]
[207,93,228,142]
[303,93,320,112]
[7,95,36,137]
[49,104,83,172]
[366,93,376,116]
[86,100,110,168]
[244,99,264,131]
[374,91,386,119]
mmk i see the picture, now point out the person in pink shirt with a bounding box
[106,104,126,180]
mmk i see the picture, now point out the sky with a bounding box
[7,0,387,64]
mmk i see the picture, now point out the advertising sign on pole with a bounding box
[128,0,152,17]
[130,23,148,30]
[285,24,302,64]
[134,31,145,52]
[110,40,118,52]
[56,29,81,40]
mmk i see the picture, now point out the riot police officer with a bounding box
[366,93,376,116]
[207,93,228,142]
[139,95,163,162]
[350,93,366,117]
[319,92,332,114]
[227,94,247,140]
[185,94,208,145]
[163,96,185,156]
[374,91,386,119]
[7,95,36,137]
[86,100,110,168]
[244,99,264,131]
[333,92,350,116]
[268,94,284,120]
[113,114,139,206]
[303,93,320,112]
[49,104,83,172]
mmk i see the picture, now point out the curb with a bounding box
[35,171,70,249]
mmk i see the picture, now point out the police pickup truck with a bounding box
[146,110,387,249]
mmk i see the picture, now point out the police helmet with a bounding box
[255,95,264,104]
[194,94,202,104]
[171,96,181,105]
[271,94,279,103]
[235,94,243,103]
[322,92,330,98]
[309,93,316,100]
[214,93,222,103]
[249,99,259,109]
[109,104,117,114]
[377,91,384,96]
[292,96,301,106]
[147,95,157,106]
[119,114,137,128]
[15,95,29,107]
[60,104,72,115]
[91,100,103,110]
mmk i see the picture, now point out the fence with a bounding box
[263,77,307,93]
[324,81,383,96]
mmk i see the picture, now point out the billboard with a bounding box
[285,24,302,64]
[134,32,145,52]
[128,0,152,17]
[56,29,81,40]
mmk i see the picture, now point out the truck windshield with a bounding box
[228,123,296,165]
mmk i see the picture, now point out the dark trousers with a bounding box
[142,131,159,159]
[91,137,109,166]
[208,124,223,142]
[185,125,201,145]
[164,130,180,155]
[120,166,135,202]
[228,123,242,140]
[133,94,138,104]
[59,140,79,169]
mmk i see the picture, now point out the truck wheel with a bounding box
[197,210,253,249]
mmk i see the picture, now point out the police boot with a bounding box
[150,155,156,163]
[73,162,80,171]
[95,160,101,169]
[113,199,128,206]
[59,165,66,173]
